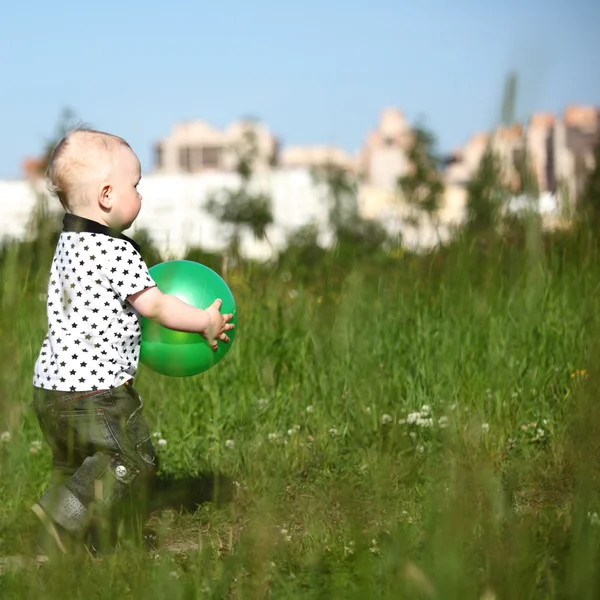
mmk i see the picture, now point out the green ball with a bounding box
[139,260,237,377]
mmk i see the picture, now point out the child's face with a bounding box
[105,146,143,231]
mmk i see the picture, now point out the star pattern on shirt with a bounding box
[33,231,156,392]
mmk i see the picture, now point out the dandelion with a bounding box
[30,440,42,454]
[481,423,490,433]
[306,405,314,413]
[438,416,449,428]
[381,414,393,425]
[571,369,588,379]
[225,439,235,449]
[1,431,11,443]
[157,438,167,447]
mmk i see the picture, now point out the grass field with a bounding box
[1,218,600,598]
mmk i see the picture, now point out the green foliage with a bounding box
[465,146,510,235]
[312,163,389,256]
[205,124,274,256]
[397,125,445,217]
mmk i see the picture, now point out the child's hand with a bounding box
[203,299,235,351]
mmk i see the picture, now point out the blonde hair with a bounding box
[46,127,131,209]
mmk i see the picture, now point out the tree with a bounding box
[397,125,445,242]
[205,123,274,261]
[312,163,388,256]
[465,146,510,235]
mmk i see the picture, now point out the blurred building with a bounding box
[359,107,412,190]
[279,145,357,172]
[153,119,279,175]
[445,104,600,204]
[444,132,490,187]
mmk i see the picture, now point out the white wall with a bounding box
[0,169,334,259]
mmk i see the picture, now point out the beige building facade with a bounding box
[154,119,279,175]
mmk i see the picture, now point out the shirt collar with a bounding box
[62,214,141,253]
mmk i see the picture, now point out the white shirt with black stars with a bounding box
[33,214,157,392]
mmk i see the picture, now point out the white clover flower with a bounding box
[420,405,430,416]
[288,289,298,300]
[157,438,167,447]
[30,440,42,454]
[417,445,425,453]
[306,405,314,413]
[267,432,280,442]
[152,431,162,439]
[536,429,545,438]
[1,431,11,443]
[417,417,433,428]
[588,512,599,525]
[398,418,406,425]
[407,412,420,424]
[481,423,490,433]
[225,439,235,449]
[409,431,417,439]
[329,427,338,436]
[381,414,393,425]
[450,403,457,411]
[363,406,372,414]
[438,416,449,428]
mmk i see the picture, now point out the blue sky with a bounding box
[0,0,598,179]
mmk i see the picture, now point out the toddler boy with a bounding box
[31,128,234,555]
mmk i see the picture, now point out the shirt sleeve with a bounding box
[103,240,156,301]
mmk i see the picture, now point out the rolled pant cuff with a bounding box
[39,486,88,535]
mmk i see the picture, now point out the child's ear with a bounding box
[99,184,112,209]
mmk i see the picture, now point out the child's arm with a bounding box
[128,286,234,351]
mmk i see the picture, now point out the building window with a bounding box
[154,143,163,170]
[179,146,191,172]
[201,146,222,169]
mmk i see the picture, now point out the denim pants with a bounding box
[32,380,156,538]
